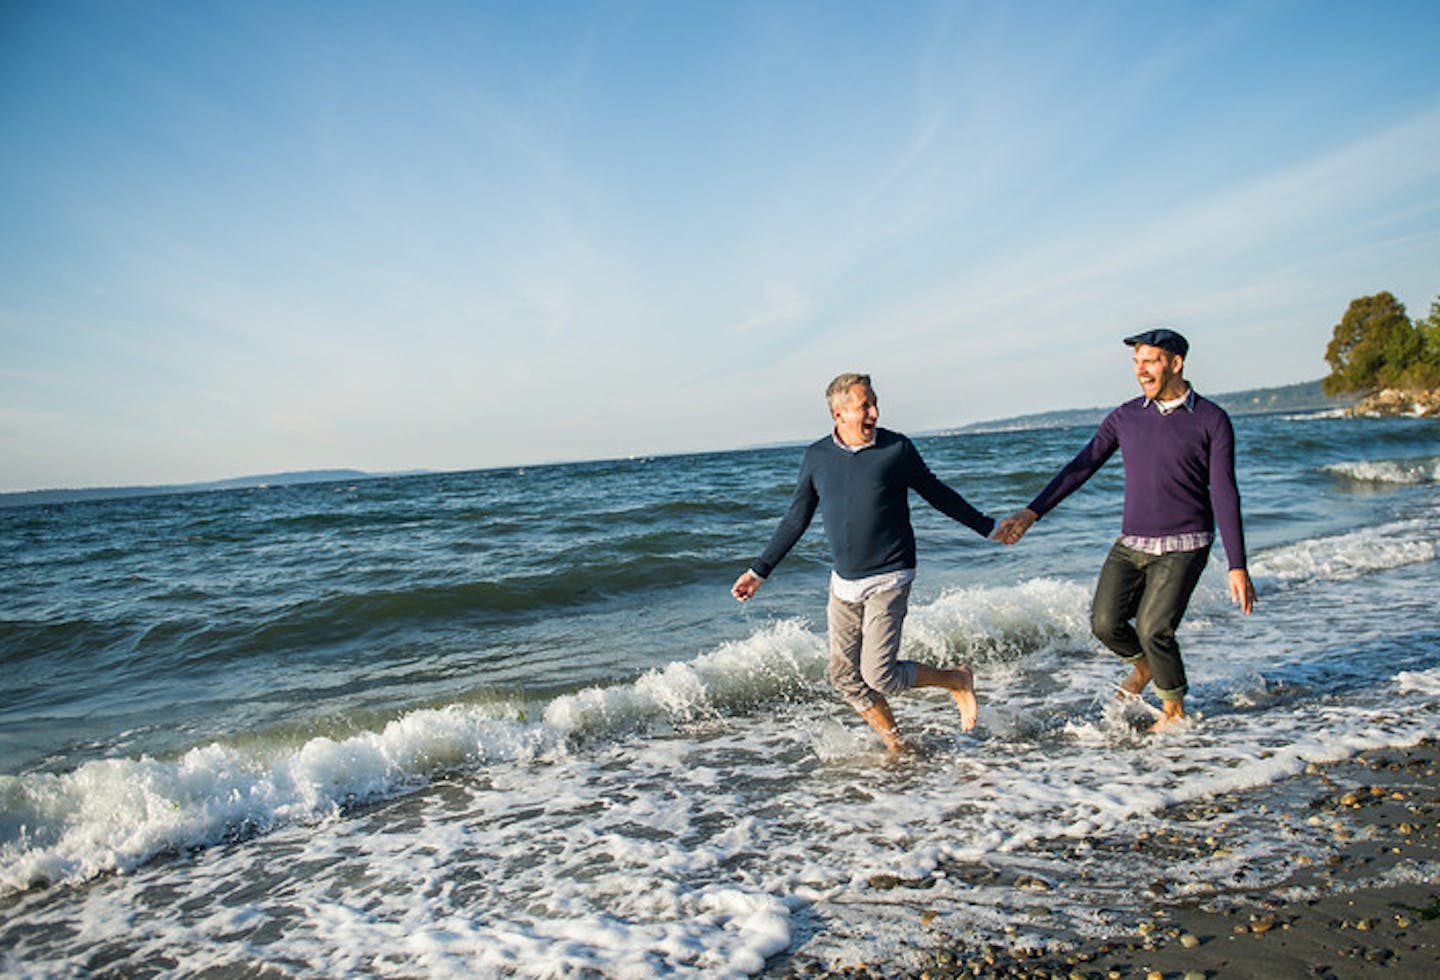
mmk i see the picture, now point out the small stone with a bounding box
[1146,972,1163,980]
[1184,972,1207,980]
[919,909,939,925]
[1180,932,1201,948]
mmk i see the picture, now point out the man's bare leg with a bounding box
[859,699,905,752]
[914,664,979,732]
[1117,659,1152,697]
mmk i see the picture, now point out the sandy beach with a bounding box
[773,739,1440,979]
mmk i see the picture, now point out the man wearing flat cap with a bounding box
[996,329,1256,731]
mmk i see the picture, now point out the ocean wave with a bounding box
[1278,408,1351,421]
[906,577,1092,664]
[1322,457,1440,485]
[233,555,746,641]
[1250,518,1437,585]
[0,703,556,894]
[0,580,1098,896]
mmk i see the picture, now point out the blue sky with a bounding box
[2,0,1438,491]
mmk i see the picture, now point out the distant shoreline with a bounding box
[0,379,1362,508]
[0,469,419,509]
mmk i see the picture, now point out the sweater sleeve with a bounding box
[906,440,995,538]
[751,452,820,578]
[1027,411,1121,518]
[1207,409,1248,569]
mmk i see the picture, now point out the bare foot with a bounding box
[949,666,979,732]
[1148,700,1186,733]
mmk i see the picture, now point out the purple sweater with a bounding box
[1026,392,1248,569]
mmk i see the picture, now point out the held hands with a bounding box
[992,508,1038,545]
[1229,568,1257,615]
[731,569,764,602]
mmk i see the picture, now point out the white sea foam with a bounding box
[1274,408,1352,421]
[0,704,557,894]
[907,577,1092,666]
[1397,667,1440,696]
[1323,457,1440,484]
[1250,518,1437,585]
[543,618,824,735]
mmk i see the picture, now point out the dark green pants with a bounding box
[1090,540,1210,701]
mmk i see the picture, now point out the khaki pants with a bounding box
[826,583,917,711]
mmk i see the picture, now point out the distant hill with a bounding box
[1211,379,1360,416]
[945,379,1357,434]
[0,469,385,509]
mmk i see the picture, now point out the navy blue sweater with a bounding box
[752,428,994,580]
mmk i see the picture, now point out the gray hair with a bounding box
[825,372,873,411]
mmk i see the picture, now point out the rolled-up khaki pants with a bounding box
[826,583,917,711]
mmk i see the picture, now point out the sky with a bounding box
[2,1,1439,492]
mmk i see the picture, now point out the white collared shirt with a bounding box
[832,429,877,453]
[1145,386,1196,416]
[831,567,915,603]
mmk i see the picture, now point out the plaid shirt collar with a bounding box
[1144,386,1196,415]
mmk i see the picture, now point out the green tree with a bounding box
[1322,292,1425,395]
[1419,297,1440,383]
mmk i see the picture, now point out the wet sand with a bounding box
[772,739,1440,979]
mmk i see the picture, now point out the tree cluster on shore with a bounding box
[1323,291,1440,416]
[1323,292,1440,394]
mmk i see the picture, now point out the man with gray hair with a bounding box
[732,372,998,751]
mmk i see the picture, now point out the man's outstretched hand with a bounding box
[731,569,764,602]
[1229,568,1256,615]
